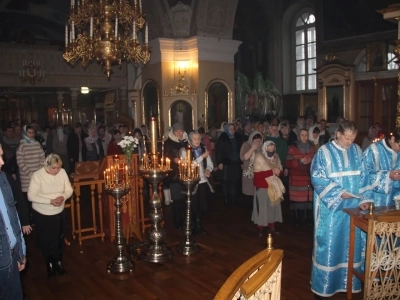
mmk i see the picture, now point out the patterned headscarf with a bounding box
[262,140,276,160]
[188,130,201,149]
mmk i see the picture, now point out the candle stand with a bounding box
[139,154,172,263]
[178,176,200,255]
[105,184,134,273]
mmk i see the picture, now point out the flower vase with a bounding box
[125,153,134,177]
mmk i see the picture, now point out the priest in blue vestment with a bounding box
[360,133,400,207]
[310,121,371,299]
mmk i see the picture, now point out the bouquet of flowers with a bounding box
[118,135,139,156]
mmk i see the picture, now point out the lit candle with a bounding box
[133,20,136,39]
[139,0,142,13]
[150,117,158,155]
[125,165,128,182]
[71,21,75,40]
[166,158,170,169]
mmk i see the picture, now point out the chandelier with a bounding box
[19,53,45,85]
[63,0,150,79]
[171,69,189,95]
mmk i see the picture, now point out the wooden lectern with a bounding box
[100,154,144,242]
[344,206,400,300]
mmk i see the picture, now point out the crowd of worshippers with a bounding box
[0,115,397,299]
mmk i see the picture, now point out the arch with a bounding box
[282,1,315,94]
[141,79,161,132]
[204,79,233,130]
[168,98,194,133]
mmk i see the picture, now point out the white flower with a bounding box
[118,136,139,154]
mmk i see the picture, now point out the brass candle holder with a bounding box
[105,157,134,273]
[177,148,201,256]
[138,117,173,263]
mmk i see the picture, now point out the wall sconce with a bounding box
[171,61,190,95]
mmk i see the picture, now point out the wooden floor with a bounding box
[21,186,363,300]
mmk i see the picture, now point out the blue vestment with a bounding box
[310,141,364,297]
[360,139,400,207]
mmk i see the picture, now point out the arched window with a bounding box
[295,13,316,91]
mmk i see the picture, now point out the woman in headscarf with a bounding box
[217,122,228,139]
[16,125,45,223]
[84,125,104,161]
[215,123,243,206]
[286,128,316,226]
[28,154,73,277]
[180,131,214,235]
[164,122,188,228]
[240,130,263,208]
[252,141,283,236]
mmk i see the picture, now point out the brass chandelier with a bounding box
[63,0,150,79]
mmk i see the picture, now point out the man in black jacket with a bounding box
[67,122,88,173]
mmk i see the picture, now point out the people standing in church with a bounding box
[132,128,144,161]
[279,121,297,147]
[310,120,370,299]
[292,116,305,140]
[28,154,73,278]
[242,121,253,142]
[164,122,188,228]
[98,125,111,156]
[252,141,284,236]
[2,126,20,157]
[197,127,211,152]
[360,132,400,207]
[180,131,214,235]
[217,122,227,139]
[67,122,88,173]
[84,125,104,161]
[52,125,69,174]
[215,123,243,206]
[106,129,123,155]
[286,128,316,226]
[361,125,378,151]
[240,130,263,210]
[16,125,45,224]
[305,116,315,130]
[0,144,27,299]
[141,124,151,152]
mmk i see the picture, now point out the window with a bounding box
[295,13,316,91]
[387,52,399,70]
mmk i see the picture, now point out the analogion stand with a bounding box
[344,206,400,300]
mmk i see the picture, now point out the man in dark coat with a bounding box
[67,122,88,173]
[215,123,243,205]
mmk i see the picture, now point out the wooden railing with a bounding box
[214,239,283,300]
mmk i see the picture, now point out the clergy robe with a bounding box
[310,141,366,297]
[360,139,400,207]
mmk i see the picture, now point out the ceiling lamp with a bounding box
[81,87,89,94]
[63,0,150,79]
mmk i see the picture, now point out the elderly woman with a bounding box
[164,122,188,228]
[252,141,283,236]
[240,130,263,208]
[85,125,104,161]
[180,131,214,235]
[286,128,316,226]
[28,154,73,277]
